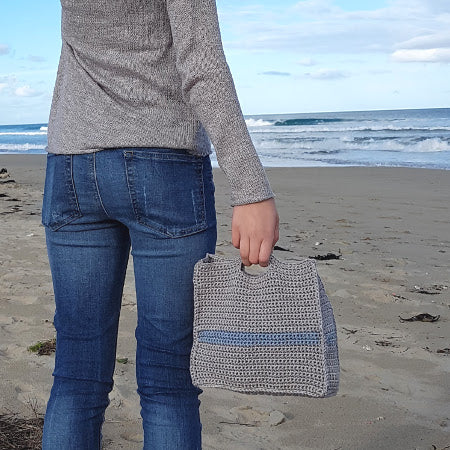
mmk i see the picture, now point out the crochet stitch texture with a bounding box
[47,0,274,206]
[190,254,340,397]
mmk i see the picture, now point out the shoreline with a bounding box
[1,155,449,449]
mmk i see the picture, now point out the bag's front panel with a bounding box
[191,254,339,397]
[193,258,323,332]
[191,341,327,396]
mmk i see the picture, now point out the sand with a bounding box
[0,154,449,449]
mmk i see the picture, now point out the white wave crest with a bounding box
[40,126,48,131]
[253,136,450,153]
[407,138,450,152]
[250,125,450,133]
[0,131,47,136]
[245,118,273,127]
[0,143,47,151]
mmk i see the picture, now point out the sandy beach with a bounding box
[0,154,449,450]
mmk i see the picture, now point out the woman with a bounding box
[41,0,279,448]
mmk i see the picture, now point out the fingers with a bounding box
[231,221,240,249]
[241,237,274,267]
[237,236,249,266]
[258,239,273,267]
[274,220,280,247]
[247,236,263,266]
[231,198,279,267]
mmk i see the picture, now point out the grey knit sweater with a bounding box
[46,0,274,206]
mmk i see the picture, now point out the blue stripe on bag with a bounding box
[198,330,321,346]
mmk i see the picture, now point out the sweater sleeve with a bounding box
[165,0,275,206]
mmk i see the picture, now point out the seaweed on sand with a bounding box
[27,339,56,356]
[0,400,44,450]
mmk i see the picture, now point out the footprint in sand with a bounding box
[228,405,286,427]
[15,382,48,407]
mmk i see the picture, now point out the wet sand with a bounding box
[0,154,449,449]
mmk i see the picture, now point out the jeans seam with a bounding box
[198,162,206,224]
[69,155,81,214]
[45,155,82,231]
[93,152,112,218]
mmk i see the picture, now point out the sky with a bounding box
[0,0,449,125]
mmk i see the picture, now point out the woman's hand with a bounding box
[231,197,279,266]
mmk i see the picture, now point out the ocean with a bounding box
[1,108,449,170]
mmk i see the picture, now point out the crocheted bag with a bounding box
[190,253,339,397]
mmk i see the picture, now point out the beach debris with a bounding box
[268,410,286,426]
[226,406,286,427]
[314,241,322,246]
[342,327,358,335]
[437,348,450,355]
[0,193,8,198]
[399,313,440,323]
[0,168,15,183]
[392,293,408,300]
[410,284,448,295]
[375,340,399,348]
[366,416,385,424]
[372,276,391,283]
[362,345,373,351]
[0,411,44,449]
[274,245,292,252]
[116,357,129,364]
[309,252,341,261]
[27,338,56,355]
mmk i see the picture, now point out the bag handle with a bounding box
[198,253,317,282]
[236,252,280,279]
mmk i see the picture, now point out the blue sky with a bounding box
[1,0,449,125]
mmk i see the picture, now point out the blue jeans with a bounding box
[41,147,217,449]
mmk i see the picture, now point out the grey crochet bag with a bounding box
[190,253,339,397]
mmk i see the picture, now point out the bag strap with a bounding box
[198,253,282,280]
[235,253,280,278]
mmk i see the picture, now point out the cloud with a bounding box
[15,85,43,97]
[0,44,10,55]
[220,0,450,58]
[27,55,46,63]
[368,69,392,75]
[392,32,450,63]
[293,0,340,17]
[297,57,317,66]
[260,71,291,76]
[0,76,44,97]
[304,68,348,79]
[396,33,450,50]
[392,48,450,63]
[0,74,16,95]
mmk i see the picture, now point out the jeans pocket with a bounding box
[41,153,82,231]
[124,148,208,238]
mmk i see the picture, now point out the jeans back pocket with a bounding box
[41,153,82,231]
[124,149,208,238]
